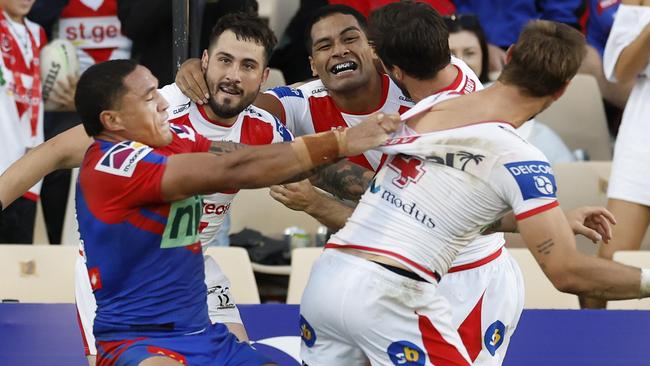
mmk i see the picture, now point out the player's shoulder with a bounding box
[241,105,293,143]
[267,79,328,100]
[159,83,192,118]
[91,139,159,178]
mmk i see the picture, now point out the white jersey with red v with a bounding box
[159,83,293,245]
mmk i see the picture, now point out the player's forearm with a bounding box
[481,211,518,234]
[559,253,643,300]
[0,127,88,208]
[614,24,650,83]
[303,193,356,231]
[310,160,374,201]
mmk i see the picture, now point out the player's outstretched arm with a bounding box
[518,206,648,300]
[161,113,401,202]
[0,124,91,210]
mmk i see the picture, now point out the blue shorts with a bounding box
[96,323,272,366]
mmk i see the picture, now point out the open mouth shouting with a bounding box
[330,61,358,76]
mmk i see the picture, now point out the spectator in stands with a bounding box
[583,0,650,309]
[0,0,46,243]
[444,13,576,164]
[453,0,585,74]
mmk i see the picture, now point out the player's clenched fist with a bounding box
[340,112,401,156]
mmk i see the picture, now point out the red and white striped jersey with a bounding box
[329,92,558,283]
[59,0,131,72]
[266,73,413,171]
[160,83,293,245]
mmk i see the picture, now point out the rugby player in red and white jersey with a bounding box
[300,18,650,366]
[0,13,291,366]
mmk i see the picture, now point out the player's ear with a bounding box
[504,45,514,66]
[309,56,317,77]
[201,50,209,72]
[260,67,270,91]
[99,110,124,132]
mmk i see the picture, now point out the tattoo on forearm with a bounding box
[310,160,374,201]
[208,141,246,155]
[536,239,555,255]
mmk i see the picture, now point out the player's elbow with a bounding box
[546,262,589,295]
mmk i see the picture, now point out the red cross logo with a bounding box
[388,155,425,188]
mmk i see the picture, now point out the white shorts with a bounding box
[74,254,243,356]
[437,248,524,366]
[299,249,471,366]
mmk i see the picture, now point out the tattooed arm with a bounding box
[309,159,374,201]
[518,206,643,300]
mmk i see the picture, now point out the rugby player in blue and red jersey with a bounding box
[71,58,400,366]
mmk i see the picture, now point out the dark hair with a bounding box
[208,12,277,65]
[444,14,490,83]
[75,59,139,137]
[305,4,368,55]
[369,1,450,80]
[499,20,586,97]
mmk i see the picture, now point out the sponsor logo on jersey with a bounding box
[160,195,202,249]
[299,315,316,347]
[272,86,304,99]
[484,320,506,356]
[207,285,235,309]
[311,87,326,95]
[95,141,153,177]
[369,179,436,230]
[463,79,476,94]
[387,341,426,366]
[172,101,191,115]
[274,116,293,141]
[399,95,414,103]
[383,136,421,146]
[388,155,425,188]
[170,123,197,142]
[204,202,231,216]
[505,161,557,200]
[426,151,485,171]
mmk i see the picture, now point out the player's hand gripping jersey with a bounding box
[76,124,212,339]
[328,92,559,283]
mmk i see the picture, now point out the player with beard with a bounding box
[0,12,296,366]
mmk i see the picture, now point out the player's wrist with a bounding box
[292,131,344,170]
[640,269,650,298]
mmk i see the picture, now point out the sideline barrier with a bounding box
[1,304,650,365]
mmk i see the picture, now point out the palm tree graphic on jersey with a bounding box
[458,151,485,171]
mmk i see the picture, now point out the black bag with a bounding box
[229,228,290,265]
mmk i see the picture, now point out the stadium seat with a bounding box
[205,247,261,304]
[61,168,80,246]
[536,74,612,160]
[508,248,579,309]
[229,188,321,238]
[0,245,76,303]
[257,0,300,40]
[607,251,650,310]
[286,247,323,304]
[262,68,286,90]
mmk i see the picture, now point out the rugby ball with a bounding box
[40,39,79,109]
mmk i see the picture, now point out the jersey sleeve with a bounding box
[603,5,650,81]
[271,115,294,142]
[159,83,192,118]
[489,151,559,221]
[264,86,310,136]
[92,143,168,207]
